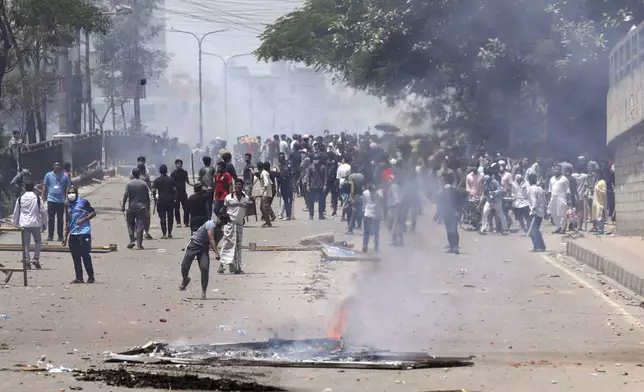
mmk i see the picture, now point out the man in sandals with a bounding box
[13,180,47,269]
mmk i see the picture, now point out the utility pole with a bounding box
[85,29,93,131]
[203,52,252,142]
[71,28,83,134]
[169,29,227,146]
[57,48,71,134]
[132,0,141,133]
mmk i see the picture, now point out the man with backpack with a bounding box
[13,181,47,269]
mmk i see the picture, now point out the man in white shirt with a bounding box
[336,156,352,220]
[219,179,252,274]
[547,164,571,234]
[279,135,290,157]
[362,183,383,252]
[13,180,47,269]
[571,163,588,231]
[259,162,273,228]
[527,173,547,251]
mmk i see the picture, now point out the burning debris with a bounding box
[103,338,474,370]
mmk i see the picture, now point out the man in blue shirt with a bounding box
[62,186,96,284]
[43,160,72,241]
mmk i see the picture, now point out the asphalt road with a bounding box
[2,179,644,392]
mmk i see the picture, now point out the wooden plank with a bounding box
[248,242,355,252]
[0,267,26,272]
[0,243,117,253]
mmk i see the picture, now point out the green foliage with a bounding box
[93,0,169,130]
[256,0,642,153]
[0,0,110,141]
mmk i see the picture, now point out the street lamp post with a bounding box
[203,52,252,142]
[170,28,227,146]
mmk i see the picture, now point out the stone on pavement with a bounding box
[299,232,335,246]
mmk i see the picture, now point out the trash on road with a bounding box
[102,339,475,370]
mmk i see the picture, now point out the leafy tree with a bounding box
[256,0,641,156]
[93,0,169,132]
[0,0,110,142]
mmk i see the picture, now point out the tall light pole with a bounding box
[170,28,227,146]
[203,52,252,142]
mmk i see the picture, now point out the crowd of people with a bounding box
[6,129,616,296]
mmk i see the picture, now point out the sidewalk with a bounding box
[565,234,644,297]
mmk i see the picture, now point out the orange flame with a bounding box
[326,301,349,340]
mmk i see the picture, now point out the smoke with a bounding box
[342,244,444,351]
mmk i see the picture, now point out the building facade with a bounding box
[607,22,644,235]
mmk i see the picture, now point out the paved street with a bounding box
[2,179,644,391]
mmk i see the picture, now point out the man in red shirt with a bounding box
[213,161,233,218]
[381,159,396,220]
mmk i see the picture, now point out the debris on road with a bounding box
[299,233,334,246]
[103,340,475,370]
[74,368,286,391]
[320,244,380,261]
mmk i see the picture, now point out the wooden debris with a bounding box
[0,243,117,253]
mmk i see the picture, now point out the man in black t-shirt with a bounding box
[152,164,177,239]
[185,182,210,234]
[171,159,190,227]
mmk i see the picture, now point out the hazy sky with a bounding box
[162,0,301,82]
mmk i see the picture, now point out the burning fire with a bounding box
[326,300,348,340]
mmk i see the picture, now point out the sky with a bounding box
[161,0,302,81]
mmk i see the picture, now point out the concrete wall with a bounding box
[611,126,644,236]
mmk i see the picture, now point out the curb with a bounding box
[566,241,644,297]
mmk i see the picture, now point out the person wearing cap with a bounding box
[185,182,211,234]
[63,186,97,283]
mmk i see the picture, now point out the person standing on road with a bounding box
[307,158,328,220]
[180,217,224,300]
[13,180,46,269]
[512,174,530,233]
[480,174,508,235]
[526,173,547,252]
[277,152,294,220]
[63,186,96,283]
[213,161,233,218]
[186,182,210,234]
[259,162,274,228]
[171,159,191,228]
[362,183,382,252]
[152,164,177,239]
[242,153,255,196]
[438,173,463,254]
[198,156,216,220]
[547,163,571,234]
[43,160,72,242]
[221,152,237,181]
[136,162,154,240]
[219,179,251,274]
[122,168,150,250]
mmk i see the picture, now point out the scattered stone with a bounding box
[299,233,334,246]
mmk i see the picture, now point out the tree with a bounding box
[0,0,110,142]
[93,0,169,132]
[256,0,642,156]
